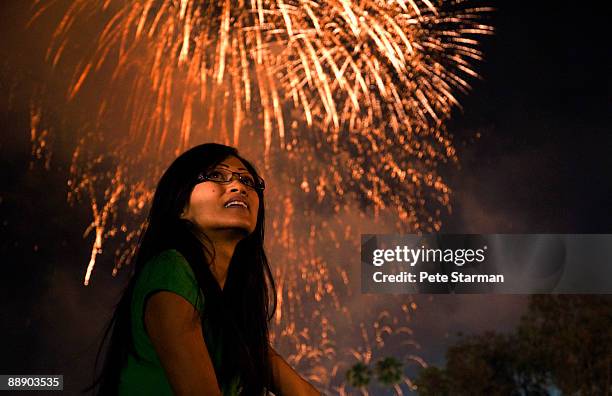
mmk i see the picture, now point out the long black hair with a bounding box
[85,143,277,395]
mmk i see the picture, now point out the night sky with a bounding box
[444,1,611,233]
[1,1,611,394]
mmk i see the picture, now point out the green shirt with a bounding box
[118,249,240,395]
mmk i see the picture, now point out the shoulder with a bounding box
[140,249,195,282]
[144,249,190,271]
[135,249,204,313]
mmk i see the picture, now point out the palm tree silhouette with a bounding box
[375,357,404,394]
[346,362,372,395]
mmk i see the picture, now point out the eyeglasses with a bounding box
[197,168,265,191]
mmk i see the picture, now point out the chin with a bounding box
[214,214,252,231]
[229,228,254,240]
[225,222,255,236]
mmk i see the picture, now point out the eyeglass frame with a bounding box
[196,168,266,191]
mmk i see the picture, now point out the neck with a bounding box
[202,229,245,290]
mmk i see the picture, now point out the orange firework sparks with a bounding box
[28,0,492,391]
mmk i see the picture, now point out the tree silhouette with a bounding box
[518,295,612,394]
[346,362,372,392]
[413,366,449,396]
[375,357,403,387]
[415,295,612,395]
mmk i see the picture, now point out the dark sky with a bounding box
[444,1,612,234]
[1,1,611,394]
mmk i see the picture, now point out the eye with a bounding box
[240,174,256,187]
[206,170,226,181]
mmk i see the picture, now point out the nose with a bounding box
[228,179,248,195]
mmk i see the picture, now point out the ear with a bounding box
[179,205,188,219]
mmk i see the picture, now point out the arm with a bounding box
[144,291,222,396]
[269,347,321,396]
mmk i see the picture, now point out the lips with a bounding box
[224,195,249,209]
[224,200,248,208]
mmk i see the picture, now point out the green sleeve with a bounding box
[131,249,205,361]
[139,249,203,312]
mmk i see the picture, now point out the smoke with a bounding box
[1,1,525,394]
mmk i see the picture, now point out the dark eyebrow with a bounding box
[218,163,247,171]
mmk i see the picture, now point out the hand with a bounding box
[268,347,321,396]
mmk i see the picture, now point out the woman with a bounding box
[88,143,319,395]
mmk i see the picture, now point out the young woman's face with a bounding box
[181,155,260,237]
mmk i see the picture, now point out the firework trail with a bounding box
[28,0,492,391]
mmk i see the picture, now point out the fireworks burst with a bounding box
[28,0,492,392]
